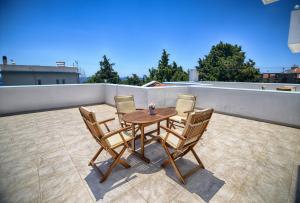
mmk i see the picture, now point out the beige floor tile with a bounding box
[110,187,147,203]
[171,188,206,203]
[0,104,299,203]
[209,182,239,203]
[288,164,298,203]
[39,171,83,202]
[42,185,93,203]
[231,162,291,203]
[0,181,40,203]
[83,169,133,202]
[133,173,181,202]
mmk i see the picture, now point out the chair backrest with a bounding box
[175,94,196,117]
[179,108,214,149]
[79,106,106,146]
[114,95,136,123]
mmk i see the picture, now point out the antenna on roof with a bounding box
[56,61,65,67]
[74,60,78,68]
[2,56,7,65]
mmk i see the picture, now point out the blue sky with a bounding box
[0,0,299,77]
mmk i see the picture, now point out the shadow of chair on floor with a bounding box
[84,141,224,202]
[144,142,225,202]
[84,143,161,201]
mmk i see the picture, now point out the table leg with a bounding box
[141,124,145,156]
[132,123,135,151]
[137,124,150,163]
[157,121,160,135]
[167,118,170,128]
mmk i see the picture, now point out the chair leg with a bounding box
[100,146,127,183]
[161,149,187,168]
[109,149,131,168]
[169,121,176,129]
[161,159,170,168]
[191,148,204,168]
[162,144,185,184]
[89,147,104,166]
[181,148,204,180]
[161,146,204,183]
[104,123,111,132]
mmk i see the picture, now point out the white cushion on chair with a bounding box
[176,99,194,117]
[170,115,184,123]
[106,131,134,148]
[159,130,183,149]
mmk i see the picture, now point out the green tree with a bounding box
[142,75,148,84]
[196,42,260,82]
[148,49,188,82]
[88,55,120,83]
[170,62,188,81]
[124,74,142,86]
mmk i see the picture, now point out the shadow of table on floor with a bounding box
[84,141,224,202]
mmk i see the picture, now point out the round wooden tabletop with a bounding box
[122,108,177,124]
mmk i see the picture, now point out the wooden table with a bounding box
[123,108,177,163]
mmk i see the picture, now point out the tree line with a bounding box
[87,42,261,85]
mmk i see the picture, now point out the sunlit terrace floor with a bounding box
[0,104,299,203]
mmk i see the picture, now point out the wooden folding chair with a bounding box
[158,108,214,184]
[79,106,134,183]
[114,95,141,128]
[114,95,157,149]
[169,94,196,129]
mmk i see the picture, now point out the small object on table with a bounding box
[148,103,156,115]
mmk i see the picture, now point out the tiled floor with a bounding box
[0,104,299,203]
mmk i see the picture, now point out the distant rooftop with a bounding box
[142,80,167,87]
[0,64,78,74]
[286,67,300,74]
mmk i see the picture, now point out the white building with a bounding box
[0,58,79,86]
[188,68,199,81]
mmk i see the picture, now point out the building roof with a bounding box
[142,80,167,87]
[287,67,300,73]
[0,64,78,73]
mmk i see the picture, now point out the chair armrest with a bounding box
[115,112,126,115]
[98,117,115,125]
[184,110,194,114]
[101,126,132,140]
[160,125,185,140]
[136,108,145,110]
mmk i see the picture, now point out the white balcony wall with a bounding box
[189,86,300,127]
[104,84,188,108]
[197,81,300,91]
[165,81,300,91]
[0,83,299,128]
[146,86,189,107]
[104,84,148,108]
[0,84,105,115]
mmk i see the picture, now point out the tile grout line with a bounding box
[34,119,43,203]
[227,134,270,202]
[288,142,298,203]
[57,129,96,203]
[130,177,151,203]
